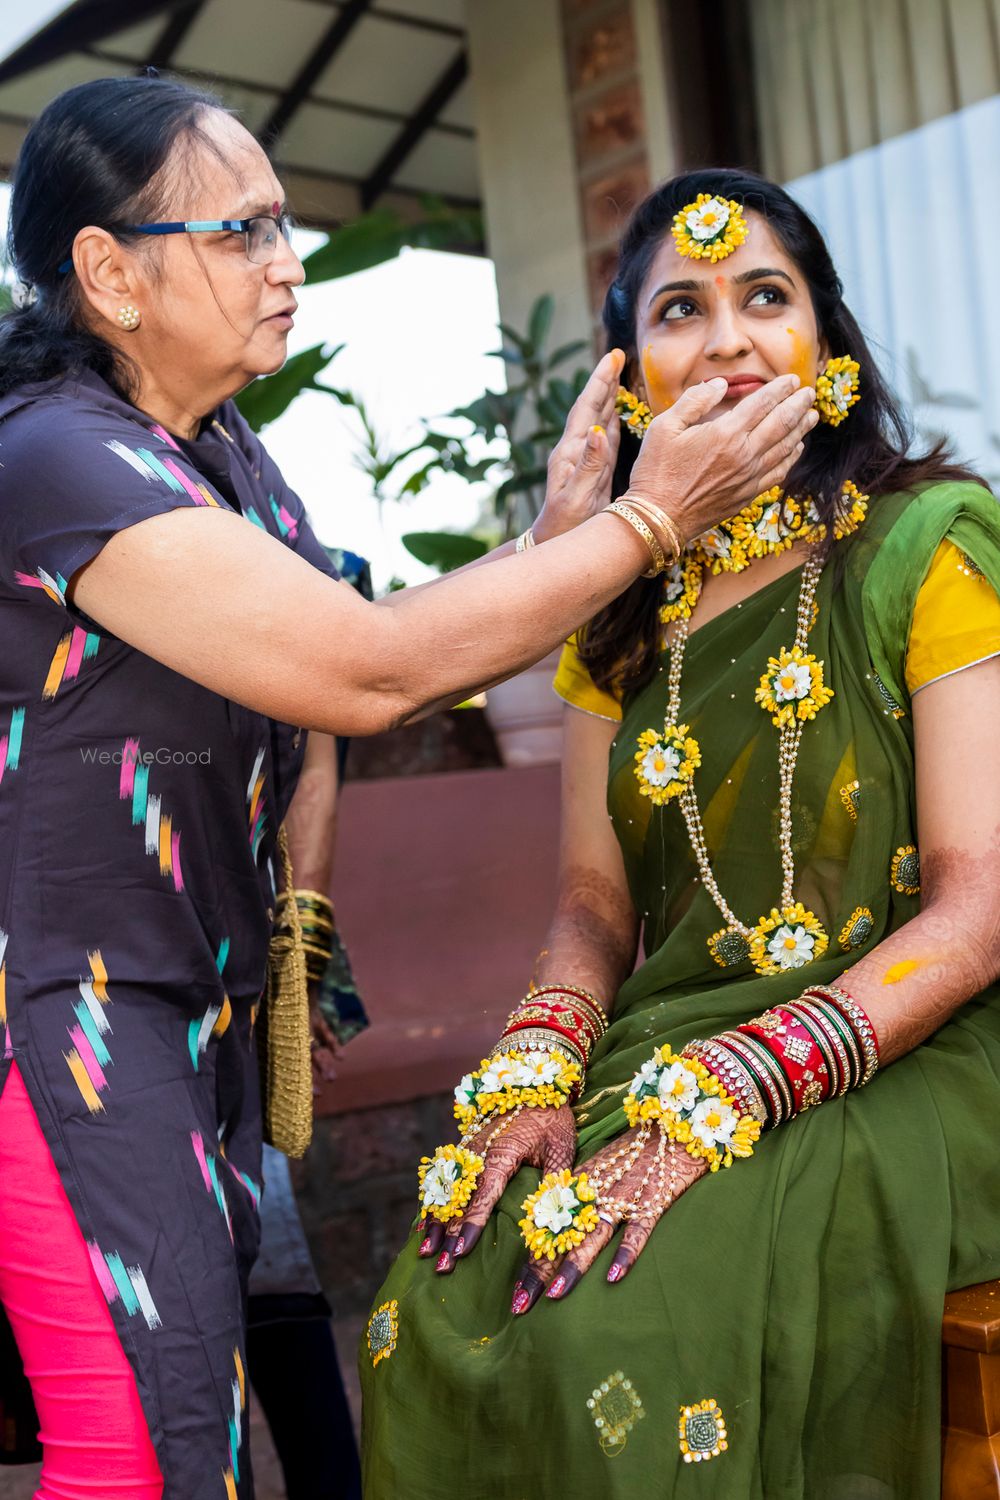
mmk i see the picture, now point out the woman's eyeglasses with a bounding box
[57,213,294,274]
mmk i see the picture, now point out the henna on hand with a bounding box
[426,1104,577,1274]
[511,1129,707,1314]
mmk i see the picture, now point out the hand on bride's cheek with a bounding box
[630,211,826,426]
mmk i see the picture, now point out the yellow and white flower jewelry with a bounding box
[671,194,749,263]
[418,1144,484,1224]
[633,726,701,806]
[520,1169,601,1260]
[749,904,830,976]
[815,355,861,426]
[614,386,652,437]
[453,1048,582,1133]
[755,645,835,727]
[623,1047,760,1172]
[658,558,703,626]
[638,509,847,973]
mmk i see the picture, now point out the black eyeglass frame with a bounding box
[57,213,294,275]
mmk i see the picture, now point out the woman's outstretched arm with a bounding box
[68,376,815,737]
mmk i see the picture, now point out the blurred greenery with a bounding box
[235,196,589,578]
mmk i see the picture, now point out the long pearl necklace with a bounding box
[635,550,841,977]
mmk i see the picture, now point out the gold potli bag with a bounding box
[260,825,314,1157]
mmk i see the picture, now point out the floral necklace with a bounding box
[634,482,868,977]
[659,480,868,625]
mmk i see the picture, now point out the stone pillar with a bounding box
[468,0,677,338]
[562,0,678,320]
[466,0,591,354]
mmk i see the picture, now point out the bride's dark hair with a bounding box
[578,167,984,697]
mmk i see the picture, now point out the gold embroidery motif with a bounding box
[838,906,875,949]
[708,927,751,968]
[890,846,920,896]
[679,1397,728,1463]
[839,779,860,821]
[587,1370,645,1456]
[873,674,906,719]
[367,1300,398,1367]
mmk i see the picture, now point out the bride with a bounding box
[361,169,1000,1500]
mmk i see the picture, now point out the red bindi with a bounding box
[272,201,280,215]
[714,275,725,288]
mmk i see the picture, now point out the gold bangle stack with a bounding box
[619,492,685,564]
[515,527,536,553]
[605,494,685,578]
[277,887,335,984]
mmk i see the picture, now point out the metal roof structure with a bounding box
[0,0,478,228]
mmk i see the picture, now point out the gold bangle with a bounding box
[618,492,685,564]
[606,499,667,577]
[291,887,334,908]
[515,527,536,553]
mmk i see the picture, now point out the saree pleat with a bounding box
[361,482,1000,1500]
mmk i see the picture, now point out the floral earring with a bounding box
[117,304,141,332]
[615,386,652,438]
[814,356,860,426]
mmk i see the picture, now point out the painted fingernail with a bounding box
[547,1275,567,1299]
[454,1236,466,1256]
[512,1289,531,1316]
[418,1237,433,1256]
[607,1261,624,1283]
[436,1252,450,1272]
[591,424,604,436]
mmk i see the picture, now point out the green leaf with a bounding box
[234,343,345,430]
[498,322,532,356]
[487,346,526,366]
[401,531,490,572]
[302,201,484,285]
[527,294,555,355]
[546,338,587,370]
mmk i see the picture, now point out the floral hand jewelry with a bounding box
[623,1048,761,1171]
[671,194,749,263]
[683,985,880,1129]
[419,984,605,1225]
[520,1169,600,1260]
[419,1144,485,1224]
[453,1049,582,1133]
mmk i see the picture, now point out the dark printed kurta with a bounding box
[0,369,338,1498]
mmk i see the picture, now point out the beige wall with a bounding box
[467,0,591,351]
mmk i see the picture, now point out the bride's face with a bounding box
[632,210,827,424]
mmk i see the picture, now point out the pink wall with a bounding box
[317,764,562,1115]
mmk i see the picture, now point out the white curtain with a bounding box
[787,92,1000,489]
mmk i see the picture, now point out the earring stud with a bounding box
[117,304,141,331]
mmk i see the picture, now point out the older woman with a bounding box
[0,79,813,1500]
[363,169,1000,1499]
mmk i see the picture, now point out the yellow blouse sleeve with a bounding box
[905,540,1000,694]
[552,633,623,722]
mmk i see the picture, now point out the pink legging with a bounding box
[0,1063,163,1499]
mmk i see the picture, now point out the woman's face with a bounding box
[108,110,304,403]
[632,210,827,423]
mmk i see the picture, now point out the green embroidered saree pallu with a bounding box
[360,483,1000,1500]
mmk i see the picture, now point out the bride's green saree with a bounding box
[360,481,1000,1500]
